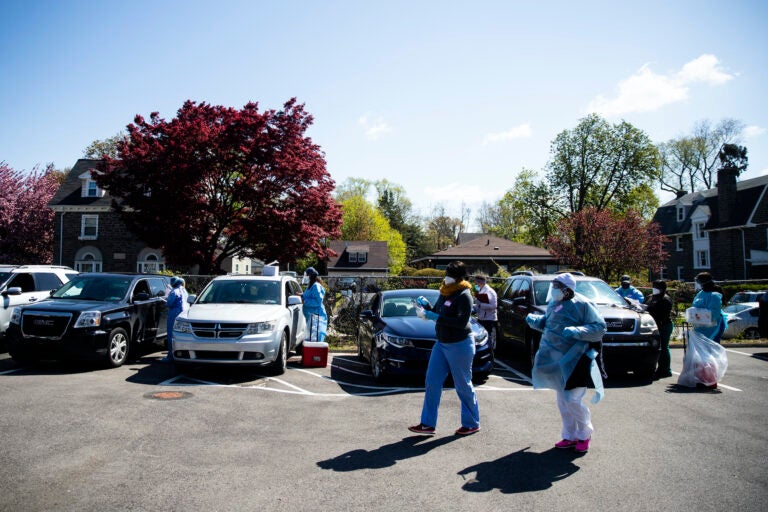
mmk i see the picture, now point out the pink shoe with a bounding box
[555,439,577,449]
[575,439,590,453]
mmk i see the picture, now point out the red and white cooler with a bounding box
[302,341,329,368]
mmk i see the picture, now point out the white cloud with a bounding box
[744,125,766,138]
[358,115,391,140]
[482,123,532,145]
[586,54,734,117]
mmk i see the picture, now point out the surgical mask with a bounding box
[301,275,309,285]
[652,288,661,295]
[444,276,456,285]
[550,288,565,302]
[621,282,630,288]
[695,282,702,291]
[473,284,480,292]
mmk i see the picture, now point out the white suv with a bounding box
[0,265,79,343]
[171,274,307,374]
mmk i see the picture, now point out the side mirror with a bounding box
[2,287,22,297]
[133,292,150,302]
[187,294,196,304]
[359,309,374,319]
[512,296,528,306]
[287,295,302,306]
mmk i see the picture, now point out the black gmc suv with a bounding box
[6,273,171,367]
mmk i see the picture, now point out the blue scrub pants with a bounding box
[420,337,480,429]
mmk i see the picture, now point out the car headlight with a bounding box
[473,329,488,346]
[245,321,276,335]
[174,318,193,334]
[381,332,413,347]
[10,308,21,325]
[639,313,657,335]
[74,311,101,328]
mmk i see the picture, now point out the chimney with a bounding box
[675,189,687,199]
[717,166,739,225]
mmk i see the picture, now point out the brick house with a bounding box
[651,167,768,282]
[410,234,559,275]
[49,159,258,274]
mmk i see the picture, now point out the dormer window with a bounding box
[79,170,104,198]
[346,245,369,264]
[676,206,685,222]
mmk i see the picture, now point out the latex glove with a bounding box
[416,296,430,308]
[424,310,439,321]
[415,305,426,319]
[586,348,598,360]
[562,326,580,339]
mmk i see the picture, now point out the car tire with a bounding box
[268,331,288,375]
[106,327,130,368]
[743,327,760,340]
[9,351,37,366]
[472,372,490,385]
[370,344,386,382]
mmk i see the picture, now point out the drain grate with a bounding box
[144,390,193,400]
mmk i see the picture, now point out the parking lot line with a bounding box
[492,358,533,384]
[0,367,24,375]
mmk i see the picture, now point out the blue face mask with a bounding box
[550,288,565,302]
[473,284,480,292]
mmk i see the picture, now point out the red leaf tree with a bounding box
[546,207,668,281]
[0,163,59,264]
[96,99,342,274]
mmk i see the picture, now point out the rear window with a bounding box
[35,272,64,291]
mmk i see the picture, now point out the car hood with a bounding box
[382,317,485,338]
[18,298,125,313]
[183,303,285,322]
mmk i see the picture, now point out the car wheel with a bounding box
[743,327,760,340]
[268,331,288,375]
[106,327,130,368]
[370,344,385,381]
[472,372,490,385]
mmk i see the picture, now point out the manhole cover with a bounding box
[145,390,193,400]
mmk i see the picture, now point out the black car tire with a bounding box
[106,327,130,368]
[268,331,288,375]
[472,372,490,385]
[743,327,760,340]
[370,344,386,382]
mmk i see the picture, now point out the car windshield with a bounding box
[198,280,281,304]
[0,271,11,287]
[52,276,131,301]
[532,278,626,306]
[729,292,762,304]
[381,290,440,317]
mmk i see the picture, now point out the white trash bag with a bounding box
[677,329,728,387]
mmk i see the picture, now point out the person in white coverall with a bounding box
[525,273,606,454]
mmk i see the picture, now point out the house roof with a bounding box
[654,174,768,235]
[48,159,113,210]
[412,234,553,263]
[327,240,389,271]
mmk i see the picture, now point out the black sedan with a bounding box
[356,289,493,383]
[6,273,171,367]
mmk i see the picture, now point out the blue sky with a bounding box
[1,1,766,224]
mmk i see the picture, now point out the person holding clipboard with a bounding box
[473,273,498,351]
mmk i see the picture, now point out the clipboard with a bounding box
[476,293,490,304]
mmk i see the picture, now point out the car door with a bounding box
[131,279,159,341]
[1,273,44,335]
[497,278,520,342]
[148,278,170,340]
[286,280,306,346]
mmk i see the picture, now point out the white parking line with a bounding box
[0,367,24,375]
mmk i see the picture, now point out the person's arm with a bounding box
[562,301,607,342]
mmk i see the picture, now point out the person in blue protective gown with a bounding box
[615,275,645,303]
[526,273,606,454]
[162,276,189,362]
[408,261,481,437]
[301,267,327,342]
[691,272,724,343]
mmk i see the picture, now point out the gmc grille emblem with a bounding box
[607,321,623,328]
[33,319,55,326]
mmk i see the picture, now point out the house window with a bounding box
[694,222,707,240]
[676,236,683,252]
[80,215,98,240]
[695,249,709,268]
[348,251,367,263]
[81,179,103,198]
[235,264,240,273]
[659,267,668,280]
[677,266,685,281]
[137,253,165,273]
[677,206,685,222]
[76,253,102,272]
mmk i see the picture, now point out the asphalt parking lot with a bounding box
[1,347,767,511]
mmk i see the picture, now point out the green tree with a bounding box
[340,195,406,273]
[83,133,125,159]
[547,114,660,214]
[426,205,462,251]
[335,177,372,202]
[374,180,431,263]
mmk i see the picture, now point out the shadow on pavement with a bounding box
[664,383,723,394]
[457,447,581,494]
[317,435,460,471]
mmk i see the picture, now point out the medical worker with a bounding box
[691,272,724,342]
[615,275,645,303]
[409,260,481,436]
[163,276,189,362]
[526,273,606,453]
[301,267,327,342]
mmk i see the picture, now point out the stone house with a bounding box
[651,167,768,282]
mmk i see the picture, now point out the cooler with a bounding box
[302,341,329,368]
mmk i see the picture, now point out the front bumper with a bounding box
[601,335,661,372]
[378,342,494,377]
[5,324,111,361]
[172,333,281,365]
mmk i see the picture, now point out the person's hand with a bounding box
[424,310,439,321]
[416,296,430,308]
[562,326,580,339]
